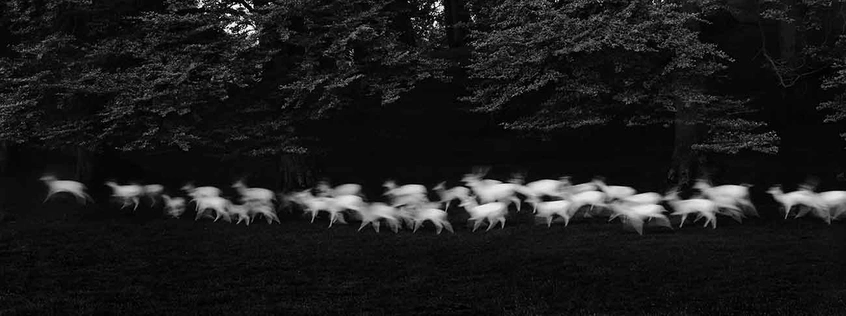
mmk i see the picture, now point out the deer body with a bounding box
[411,204,454,234]
[232,181,276,206]
[142,184,164,206]
[355,202,401,233]
[383,181,429,209]
[767,186,828,222]
[664,191,718,229]
[533,200,574,227]
[291,190,337,224]
[566,190,608,217]
[194,196,232,222]
[182,184,222,212]
[461,174,524,212]
[248,203,280,224]
[162,194,186,219]
[324,194,364,228]
[695,180,757,218]
[592,179,636,201]
[105,182,144,211]
[333,183,363,197]
[228,204,253,226]
[459,198,508,232]
[40,176,94,205]
[818,191,846,220]
[525,179,567,198]
[432,182,471,212]
[609,202,672,235]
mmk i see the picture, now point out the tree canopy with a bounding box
[463,0,778,154]
[2,0,846,177]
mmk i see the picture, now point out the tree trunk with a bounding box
[778,0,797,62]
[278,153,315,191]
[442,0,472,85]
[668,100,700,188]
[667,3,709,188]
[776,0,801,179]
[0,141,8,176]
[443,0,470,48]
[388,0,416,46]
[75,146,93,182]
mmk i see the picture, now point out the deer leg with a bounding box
[443,221,454,233]
[472,219,483,232]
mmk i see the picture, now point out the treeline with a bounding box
[1,0,845,190]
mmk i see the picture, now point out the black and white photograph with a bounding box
[1,0,846,314]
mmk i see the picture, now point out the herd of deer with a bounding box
[36,167,846,235]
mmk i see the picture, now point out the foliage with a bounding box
[12,0,846,158]
[820,35,846,142]
[0,0,265,153]
[0,0,448,156]
[262,0,449,117]
[749,0,846,142]
[462,0,779,154]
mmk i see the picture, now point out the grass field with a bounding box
[1,205,845,316]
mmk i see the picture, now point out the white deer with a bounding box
[105,181,144,211]
[228,204,253,226]
[181,183,222,212]
[142,184,164,206]
[162,194,186,219]
[608,201,672,235]
[432,182,471,212]
[664,189,718,229]
[694,180,758,218]
[816,190,846,220]
[697,192,745,224]
[524,179,569,198]
[766,185,828,223]
[181,183,221,198]
[290,190,344,225]
[232,180,276,206]
[325,194,365,228]
[248,203,280,225]
[459,197,508,232]
[193,196,232,223]
[410,202,454,234]
[592,178,636,201]
[383,180,429,227]
[560,177,599,195]
[332,183,364,197]
[565,190,608,218]
[383,181,428,204]
[607,192,663,222]
[461,171,525,212]
[531,200,574,227]
[354,202,401,233]
[40,175,94,205]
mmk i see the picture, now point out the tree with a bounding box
[1,0,455,187]
[0,0,268,154]
[462,0,778,185]
[1,0,450,154]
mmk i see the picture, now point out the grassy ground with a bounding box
[1,205,845,316]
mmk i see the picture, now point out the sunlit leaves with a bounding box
[463,0,776,154]
[693,130,780,154]
[0,0,269,153]
[819,35,846,143]
[268,0,448,118]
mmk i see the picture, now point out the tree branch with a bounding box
[233,0,254,12]
[756,18,820,89]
